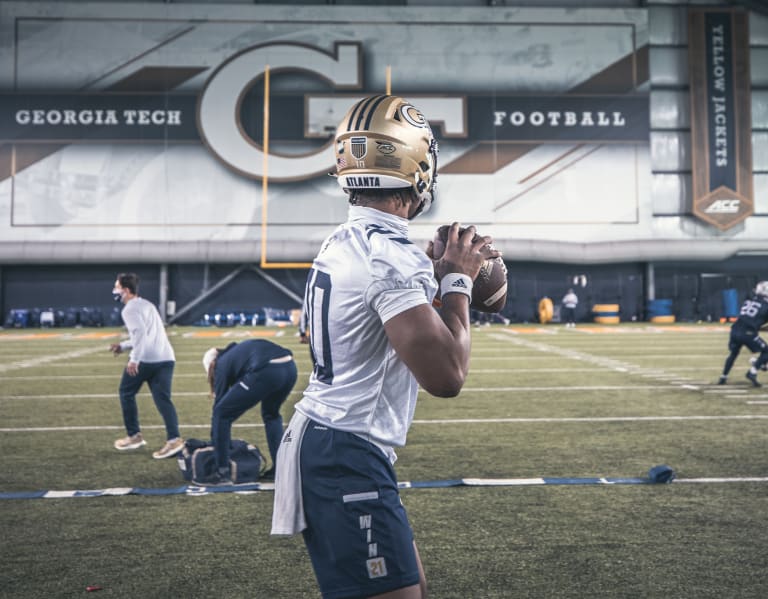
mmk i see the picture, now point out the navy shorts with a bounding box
[730,328,768,354]
[299,421,420,599]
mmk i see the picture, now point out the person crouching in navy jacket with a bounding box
[201,339,298,485]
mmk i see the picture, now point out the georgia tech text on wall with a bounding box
[15,109,182,126]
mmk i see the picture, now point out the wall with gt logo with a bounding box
[0,2,766,265]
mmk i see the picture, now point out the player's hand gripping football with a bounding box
[426,222,499,282]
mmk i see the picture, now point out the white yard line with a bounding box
[469,354,715,360]
[453,385,674,392]
[489,332,719,390]
[0,390,302,400]
[0,373,204,380]
[2,413,768,433]
[0,345,105,374]
[0,424,246,432]
[412,415,768,423]
[0,360,247,368]
[0,385,679,401]
[0,366,726,380]
[676,477,768,484]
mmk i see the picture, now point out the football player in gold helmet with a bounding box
[334,94,439,218]
[271,95,500,598]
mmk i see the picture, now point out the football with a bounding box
[432,225,508,313]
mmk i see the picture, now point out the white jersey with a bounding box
[562,293,579,309]
[119,297,175,364]
[294,205,438,453]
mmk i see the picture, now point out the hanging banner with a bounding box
[688,8,752,231]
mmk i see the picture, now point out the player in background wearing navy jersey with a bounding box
[271,95,500,599]
[719,281,768,387]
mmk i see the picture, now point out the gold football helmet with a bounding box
[334,95,438,217]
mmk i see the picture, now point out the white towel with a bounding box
[270,411,310,536]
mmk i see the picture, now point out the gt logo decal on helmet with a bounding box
[400,104,428,128]
[333,95,438,218]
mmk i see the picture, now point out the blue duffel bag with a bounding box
[177,438,266,484]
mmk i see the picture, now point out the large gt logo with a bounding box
[197,42,465,182]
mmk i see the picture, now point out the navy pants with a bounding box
[119,360,180,440]
[211,360,297,472]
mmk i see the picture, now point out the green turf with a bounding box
[1,323,767,598]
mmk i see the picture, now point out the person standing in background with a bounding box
[562,288,579,328]
[110,272,184,459]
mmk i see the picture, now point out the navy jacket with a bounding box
[213,340,293,400]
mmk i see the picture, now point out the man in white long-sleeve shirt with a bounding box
[109,273,183,459]
[561,288,579,328]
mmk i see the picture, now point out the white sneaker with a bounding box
[114,433,146,451]
[152,437,184,459]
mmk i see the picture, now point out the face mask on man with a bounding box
[112,287,124,303]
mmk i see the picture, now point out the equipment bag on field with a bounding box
[177,438,266,484]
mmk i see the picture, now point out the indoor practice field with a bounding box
[1,323,767,598]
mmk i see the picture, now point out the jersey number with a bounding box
[741,300,762,318]
[305,268,334,384]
